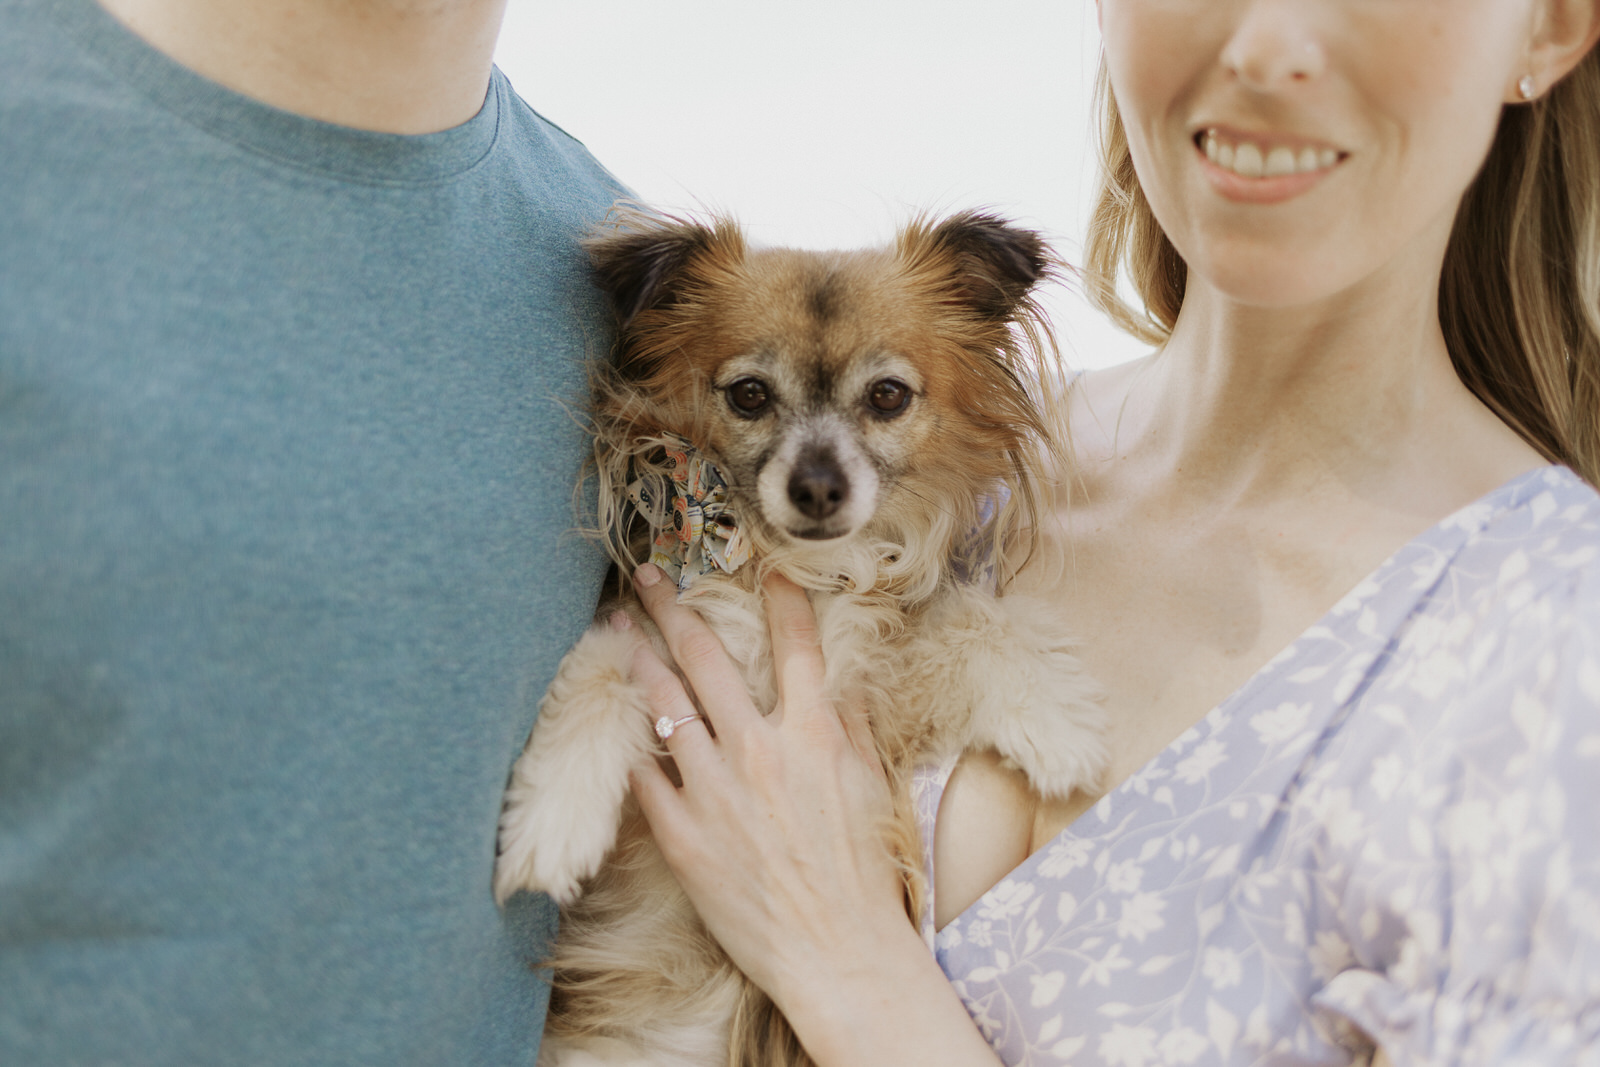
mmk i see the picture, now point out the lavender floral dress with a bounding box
[914,465,1600,1066]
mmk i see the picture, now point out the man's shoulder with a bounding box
[0,0,110,107]
[491,72,631,210]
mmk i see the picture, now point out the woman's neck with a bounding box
[1107,266,1538,522]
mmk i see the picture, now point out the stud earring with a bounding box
[1519,74,1538,100]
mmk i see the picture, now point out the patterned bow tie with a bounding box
[626,435,753,592]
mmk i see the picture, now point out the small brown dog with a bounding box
[495,209,1105,1067]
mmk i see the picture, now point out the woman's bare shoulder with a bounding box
[1053,355,1159,497]
[1077,353,1157,431]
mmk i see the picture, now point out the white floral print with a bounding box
[914,466,1600,1065]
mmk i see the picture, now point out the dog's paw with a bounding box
[495,778,620,906]
[493,625,656,905]
[991,687,1109,800]
[984,610,1108,799]
[928,588,1110,800]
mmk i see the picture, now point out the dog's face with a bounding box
[667,247,977,544]
[589,211,1053,549]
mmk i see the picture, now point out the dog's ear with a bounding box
[585,209,739,331]
[922,211,1051,320]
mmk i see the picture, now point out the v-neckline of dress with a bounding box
[920,463,1562,937]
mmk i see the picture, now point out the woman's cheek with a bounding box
[1359,12,1519,230]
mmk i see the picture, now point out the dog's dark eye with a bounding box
[867,379,911,416]
[726,377,770,415]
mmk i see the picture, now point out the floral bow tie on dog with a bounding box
[627,435,753,592]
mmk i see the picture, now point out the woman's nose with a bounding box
[1220,0,1327,92]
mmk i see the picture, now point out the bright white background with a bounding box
[493,1,1148,370]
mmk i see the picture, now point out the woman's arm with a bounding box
[627,564,1004,1067]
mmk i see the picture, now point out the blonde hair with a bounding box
[1082,54,1600,486]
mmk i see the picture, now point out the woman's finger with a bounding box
[629,637,715,757]
[628,756,690,846]
[762,574,886,779]
[631,563,764,731]
[762,573,830,727]
[834,688,887,780]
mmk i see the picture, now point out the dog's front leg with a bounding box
[494,610,656,905]
[916,587,1109,800]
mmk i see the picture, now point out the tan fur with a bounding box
[495,209,1105,1067]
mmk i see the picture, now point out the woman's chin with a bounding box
[1184,245,1368,314]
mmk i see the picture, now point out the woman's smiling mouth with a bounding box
[1195,127,1348,203]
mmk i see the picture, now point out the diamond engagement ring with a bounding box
[654,714,702,742]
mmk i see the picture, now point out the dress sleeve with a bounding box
[1311,574,1600,1066]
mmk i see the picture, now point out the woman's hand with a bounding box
[627,563,1003,1067]
[626,563,903,1004]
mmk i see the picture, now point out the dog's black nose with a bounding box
[788,456,848,520]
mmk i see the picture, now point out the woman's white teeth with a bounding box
[1264,146,1297,177]
[1202,130,1338,178]
[1234,142,1264,177]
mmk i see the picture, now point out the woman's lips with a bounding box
[1195,127,1347,204]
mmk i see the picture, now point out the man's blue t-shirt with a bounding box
[0,0,625,1062]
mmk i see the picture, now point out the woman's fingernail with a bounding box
[608,610,632,631]
[634,564,662,589]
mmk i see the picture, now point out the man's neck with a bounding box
[97,0,508,134]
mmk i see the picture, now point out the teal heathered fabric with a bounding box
[0,1,626,1062]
